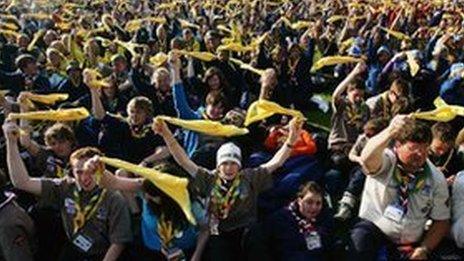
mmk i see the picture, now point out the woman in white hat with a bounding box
[152,117,303,260]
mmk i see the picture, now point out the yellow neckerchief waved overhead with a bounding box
[413,97,464,122]
[244,99,305,126]
[155,116,249,137]
[98,157,196,225]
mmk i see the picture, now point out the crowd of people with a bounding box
[2,0,464,260]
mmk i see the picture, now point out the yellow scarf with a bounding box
[98,157,196,225]
[155,116,249,137]
[244,99,305,126]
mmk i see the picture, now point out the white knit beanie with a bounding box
[216,142,242,168]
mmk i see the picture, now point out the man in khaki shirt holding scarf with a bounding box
[3,121,132,261]
[349,115,450,260]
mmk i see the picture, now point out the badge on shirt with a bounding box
[210,217,220,236]
[64,198,76,215]
[383,204,404,223]
[72,234,93,253]
[305,231,322,250]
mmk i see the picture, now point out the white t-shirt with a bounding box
[452,171,464,247]
[359,149,450,244]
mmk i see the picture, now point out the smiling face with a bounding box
[72,158,96,192]
[395,141,429,171]
[298,191,323,220]
[218,161,240,181]
[127,105,148,126]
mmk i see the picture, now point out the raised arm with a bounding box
[261,118,302,174]
[360,115,412,174]
[170,52,199,120]
[152,119,199,177]
[17,92,41,156]
[84,156,143,193]
[332,61,366,110]
[3,121,42,195]
[83,70,106,120]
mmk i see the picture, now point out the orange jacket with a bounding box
[264,128,317,156]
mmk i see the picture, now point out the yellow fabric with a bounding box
[27,29,45,51]
[174,50,216,62]
[69,37,85,65]
[125,17,167,32]
[290,21,311,30]
[178,18,200,29]
[0,29,20,38]
[340,38,355,52]
[326,15,346,24]
[406,51,420,77]
[380,27,411,41]
[27,93,69,105]
[155,116,249,137]
[149,52,168,67]
[8,107,90,121]
[114,39,144,56]
[0,22,19,31]
[99,157,196,225]
[311,55,362,71]
[229,58,266,76]
[217,43,256,53]
[413,97,464,122]
[156,2,178,10]
[83,69,112,88]
[244,99,305,126]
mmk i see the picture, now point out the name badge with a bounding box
[73,234,93,253]
[305,231,322,250]
[383,204,404,223]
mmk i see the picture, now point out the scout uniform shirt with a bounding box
[328,97,370,152]
[192,167,273,233]
[359,149,450,244]
[39,178,132,256]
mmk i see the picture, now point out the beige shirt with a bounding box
[359,149,450,244]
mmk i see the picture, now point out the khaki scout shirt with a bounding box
[0,193,35,261]
[359,149,450,244]
[191,167,273,232]
[40,178,132,256]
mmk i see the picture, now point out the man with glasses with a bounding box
[349,115,450,260]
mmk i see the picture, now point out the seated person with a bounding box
[260,181,334,261]
[153,116,302,260]
[4,121,132,261]
[335,118,388,221]
[366,78,411,121]
[349,116,450,260]
[428,122,462,186]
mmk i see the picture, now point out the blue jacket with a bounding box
[172,82,204,157]
[141,200,197,252]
